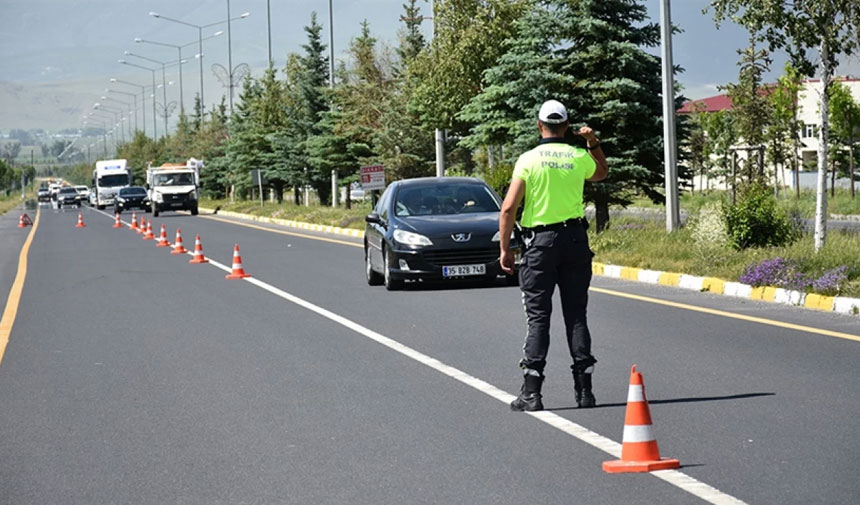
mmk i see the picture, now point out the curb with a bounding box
[593,262,860,317]
[197,206,859,317]
[198,207,365,238]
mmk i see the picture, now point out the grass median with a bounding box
[201,196,860,298]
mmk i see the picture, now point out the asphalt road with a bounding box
[0,204,858,505]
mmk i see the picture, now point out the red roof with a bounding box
[679,94,733,114]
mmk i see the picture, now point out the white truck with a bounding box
[146,158,201,217]
[92,159,132,209]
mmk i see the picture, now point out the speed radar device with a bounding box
[92,159,131,209]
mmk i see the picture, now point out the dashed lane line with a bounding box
[84,208,749,504]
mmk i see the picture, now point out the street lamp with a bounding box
[134,31,224,115]
[105,88,139,133]
[123,51,186,135]
[110,77,148,137]
[149,10,249,116]
[100,95,134,136]
[119,59,159,138]
[93,103,124,143]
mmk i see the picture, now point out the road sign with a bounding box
[360,165,385,191]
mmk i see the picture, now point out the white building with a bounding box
[680,77,860,191]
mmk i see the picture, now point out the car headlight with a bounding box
[189,190,198,200]
[393,229,433,247]
[491,230,516,242]
[154,193,163,203]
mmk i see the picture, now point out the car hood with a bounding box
[152,185,195,194]
[395,212,499,239]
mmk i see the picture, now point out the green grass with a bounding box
[623,189,860,218]
[589,217,860,298]
[0,191,33,217]
[200,198,373,230]
[203,196,860,298]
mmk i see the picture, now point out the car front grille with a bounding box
[422,247,499,266]
[164,193,187,202]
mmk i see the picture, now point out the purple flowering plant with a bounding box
[740,258,851,295]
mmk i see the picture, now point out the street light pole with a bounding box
[105,88,138,132]
[267,0,272,67]
[110,78,147,137]
[660,0,680,231]
[119,59,159,138]
[150,11,248,117]
[227,0,234,113]
[328,0,335,88]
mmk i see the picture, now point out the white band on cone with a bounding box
[622,424,656,443]
[627,384,645,403]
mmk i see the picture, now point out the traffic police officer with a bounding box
[499,99,608,412]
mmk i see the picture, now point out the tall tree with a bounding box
[723,36,772,182]
[769,63,804,197]
[298,12,333,201]
[408,0,531,133]
[397,0,427,65]
[828,80,860,198]
[461,0,670,231]
[709,0,860,250]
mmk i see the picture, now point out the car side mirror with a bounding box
[365,213,382,225]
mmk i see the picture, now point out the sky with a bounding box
[1,0,859,131]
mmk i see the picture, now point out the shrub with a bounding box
[722,183,798,250]
[690,202,728,247]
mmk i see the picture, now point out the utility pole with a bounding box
[660,0,680,231]
[432,0,445,177]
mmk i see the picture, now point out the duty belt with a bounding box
[525,217,588,233]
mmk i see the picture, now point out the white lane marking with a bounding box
[87,205,748,505]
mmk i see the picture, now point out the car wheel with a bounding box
[365,245,383,286]
[191,205,198,216]
[152,205,159,217]
[383,247,403,291]
[97,204,104,210]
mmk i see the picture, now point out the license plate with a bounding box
[442,264,486,277]
[170,202,183,207]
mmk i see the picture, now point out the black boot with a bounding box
[573,372,596,408]
[510,374,544,412]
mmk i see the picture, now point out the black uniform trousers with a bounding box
[518,220,596,375]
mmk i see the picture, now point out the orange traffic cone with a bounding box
[142,220,155,240]
[18,214,31,227]
[137,215,146,234]
[113,213,123,228]
[155,224,171,247]
[75,212,86,228]
[130,211,139,230]
[225,244,251,279]
[189,235,209,264]
[171,228,188,254]
[603,365,680,473]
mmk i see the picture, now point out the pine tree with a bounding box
[461,0,671,231]
[397,0,426,65]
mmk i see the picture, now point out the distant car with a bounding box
[74,185,89,201]
[364,177,521,290]
[114,186,151,213]
[37,188,51,202]
[56,187,81,208]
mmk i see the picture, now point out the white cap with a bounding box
[538,100,568,124]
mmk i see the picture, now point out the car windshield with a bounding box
[59,188,77,195]
[154,172,194,186]
[120,187,147,196]
[98,174,128,187]
[394,183,500,217]
[75,186,87,192]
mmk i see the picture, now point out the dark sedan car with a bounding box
[55,187,81,208]
[114,186,151,213]
[364,177,520,290]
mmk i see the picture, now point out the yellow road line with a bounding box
[200,211,857,343]
[200,214,363,248]
[0,207,40,366]
[590,286,860,343]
